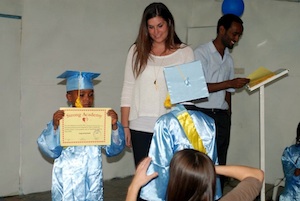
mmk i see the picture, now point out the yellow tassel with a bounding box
[164,93,172,108]
[75,89,83,108]
[75,72,83,108]
[75,96,83,108]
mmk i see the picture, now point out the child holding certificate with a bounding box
[37,70,125,201]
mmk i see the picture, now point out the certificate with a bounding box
[59,107,112,146]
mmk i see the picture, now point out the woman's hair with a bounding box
[133,2,182,78]
[167,149,216,201]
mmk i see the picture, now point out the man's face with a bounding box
[66,89,94,107]
[221,22,243,49]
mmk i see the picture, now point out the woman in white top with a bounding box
[121,2,194,167]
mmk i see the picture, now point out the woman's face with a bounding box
[147,16,169,45]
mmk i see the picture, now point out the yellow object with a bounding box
[74,71,83,108]
[177,110,207,154]
[164,93,172,108]
[247,66,275,88]
[75,90,83,108]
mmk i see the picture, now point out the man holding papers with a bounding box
[37,70,125,201]
[194,14,249,191]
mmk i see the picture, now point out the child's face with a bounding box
[66,89,94,107]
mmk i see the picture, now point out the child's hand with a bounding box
[294,168,300,176]
[52,110,64,130]
[107,109,118,130]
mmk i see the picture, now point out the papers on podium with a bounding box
[59,107,112,146]
[163,60,208,104]
[246,67,289,91]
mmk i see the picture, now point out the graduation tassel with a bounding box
[164,93,172,109]
[75,94,83,108]
[75,72,83,108]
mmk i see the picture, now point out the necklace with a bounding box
[153,67,160,90]
[151,46,170,90]
[153,57,164,90]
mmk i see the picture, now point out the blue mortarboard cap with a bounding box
[164,60,208,104]
[57,70,100,91]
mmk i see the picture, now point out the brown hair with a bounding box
[167,149,216,201]
[133,2,182,78]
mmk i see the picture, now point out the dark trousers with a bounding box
[130,129,153,167]
[200,110,231,164]
[201,109,231,191]
[131,130,153,201]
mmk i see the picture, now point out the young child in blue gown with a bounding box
[279,122,300,201]
[138,62,222,201]
[37,71,125,201]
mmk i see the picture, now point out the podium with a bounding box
[246,68,289,201]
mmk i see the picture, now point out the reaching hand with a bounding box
[230,78,250,89]
[126,157,158,201]
[132,157,158,188]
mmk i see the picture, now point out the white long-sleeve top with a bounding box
[121,44,194,132]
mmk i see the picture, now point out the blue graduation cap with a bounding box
[163,60,208,104]
[57,70,100,91]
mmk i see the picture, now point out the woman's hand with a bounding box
[125,128,132,147]
[125,157,158,201]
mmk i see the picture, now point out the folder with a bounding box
[246,67,289,91]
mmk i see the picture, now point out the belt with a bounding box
[183,105,228,114]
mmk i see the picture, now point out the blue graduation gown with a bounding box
[37,121,125,201]
[279,144,300,201]
[140,104,222,201]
